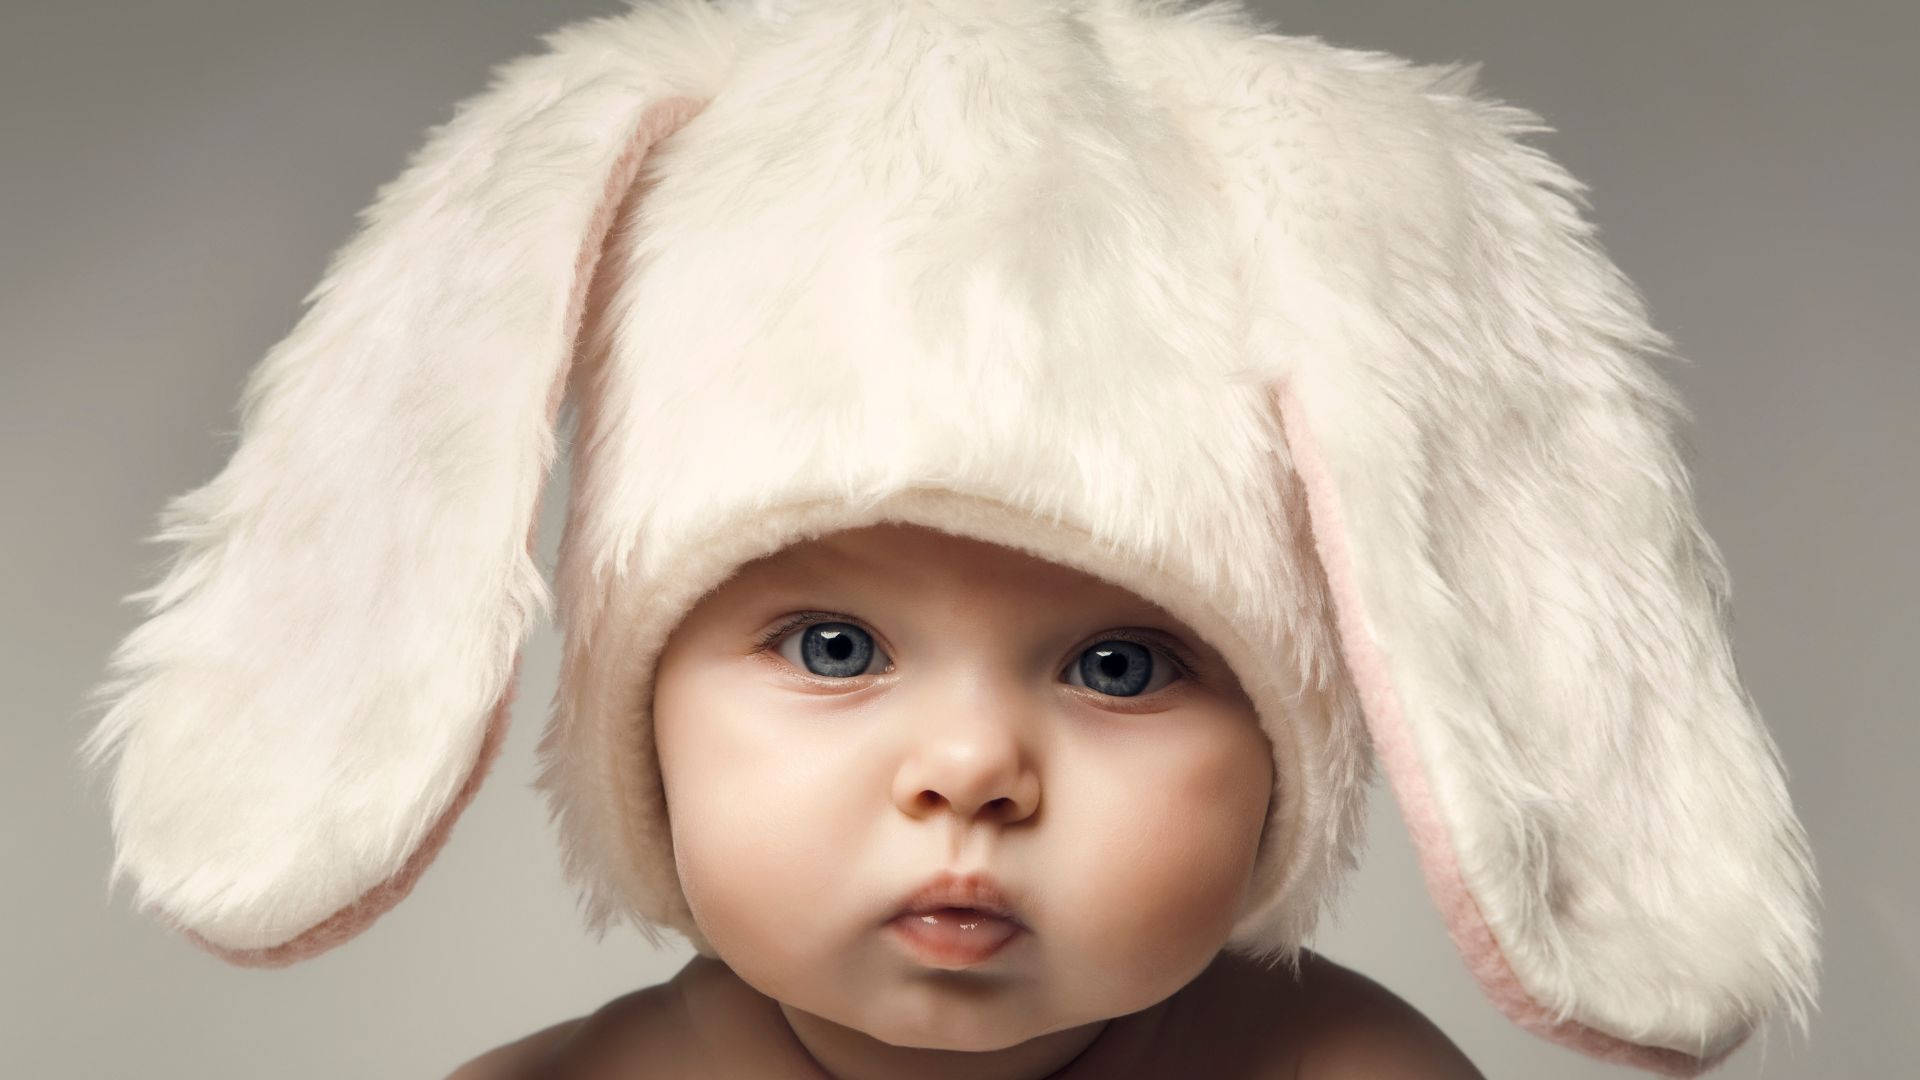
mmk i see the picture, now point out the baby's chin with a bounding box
[771,953,1172,1054]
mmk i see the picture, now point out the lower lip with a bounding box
[887,908,1024,967]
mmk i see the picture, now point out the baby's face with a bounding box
[652,522,1272,1052]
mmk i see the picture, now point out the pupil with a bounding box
[1080,640,1153,697]
[801,622,874,678]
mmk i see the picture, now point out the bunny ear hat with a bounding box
[79,0,1818,1073]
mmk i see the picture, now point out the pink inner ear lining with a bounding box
[553,95,708,423]
[173,94,710,968]
[179,670,518,968]
[1273,383,1744,1077]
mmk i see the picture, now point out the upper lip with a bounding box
[893,871,1024,926]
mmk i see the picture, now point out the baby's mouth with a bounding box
[887,908,1024,967]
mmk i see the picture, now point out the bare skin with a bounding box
[450,946,1481,1078]
[645,523,1280,1077]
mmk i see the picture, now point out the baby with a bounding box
[450,522,1481,1080]
[80,2,1818,1075]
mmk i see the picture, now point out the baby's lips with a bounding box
[887,907,1025,966]
[891,869,1025,927]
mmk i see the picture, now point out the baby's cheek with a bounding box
[1061,730,1272,975]
[665,717,856,966]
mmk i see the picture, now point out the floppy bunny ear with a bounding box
[1245,61,1820,1074]
[75,2,731,964]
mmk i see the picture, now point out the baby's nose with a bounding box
[891,712,1040,825]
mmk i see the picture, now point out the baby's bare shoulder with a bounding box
[442,1015,586,1079]
[444,958,810,1079]
[1284,951,1484,1079]
[1151,949,1479,1079]
[441,979,688,1080]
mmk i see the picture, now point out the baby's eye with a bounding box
[763,617,1189,698]
[1062,638,1184,698]
[771,620,892,679]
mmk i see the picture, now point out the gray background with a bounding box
[4,1,1913,1076]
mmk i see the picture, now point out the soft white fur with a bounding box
[80,0,1819,1069]
[77,0,739,948]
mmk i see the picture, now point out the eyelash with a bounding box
[751,610,1201,683]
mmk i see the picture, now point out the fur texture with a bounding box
[79,1,1819,1073]
[76,0,734,954]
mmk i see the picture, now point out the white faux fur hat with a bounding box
[78,0,1819,1073]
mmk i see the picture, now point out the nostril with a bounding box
[913,791,1017,816]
